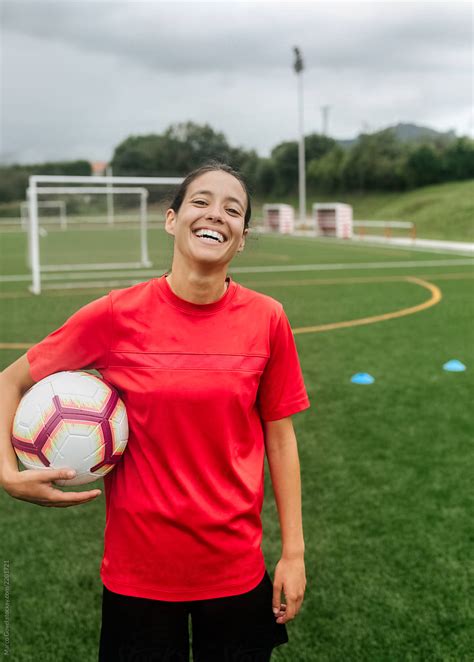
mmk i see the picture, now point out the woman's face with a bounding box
[165,170,248,268]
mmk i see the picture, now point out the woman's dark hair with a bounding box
[169,162,251,229]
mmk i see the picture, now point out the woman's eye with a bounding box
[227,208,240,216]
[193,199,207,206]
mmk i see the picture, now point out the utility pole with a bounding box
[293,46,306,225]
[321,105,331,136]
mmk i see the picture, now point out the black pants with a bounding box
[99,570,288,661]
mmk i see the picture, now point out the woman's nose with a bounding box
[205,206,223,222]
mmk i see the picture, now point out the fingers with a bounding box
[273,602,286,620]
[37,468,78,483]
[276,596,304,624]
[272,581,282,617]
[10,468,102,507]
[273,582,305,624]
[43,487,102,507]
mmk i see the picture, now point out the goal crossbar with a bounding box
[30,175,183,185]
[32,186,149,195]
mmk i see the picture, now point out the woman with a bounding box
[0,163,310,661]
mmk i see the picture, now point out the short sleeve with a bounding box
[257,308,310,421]
[26,294,113,382]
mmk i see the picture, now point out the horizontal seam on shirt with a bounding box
[107,366,266,373]
[109,351,269,358]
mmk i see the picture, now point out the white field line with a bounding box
[1,259,473,284]
[349,234,474,255]
[41,280,149,290]
[256,231,474,257]
[41,262,145,272]
[230,259,474,273]
[8,271,474,293]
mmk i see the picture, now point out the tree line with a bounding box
[0,160,91,204]
[0,122,473,203]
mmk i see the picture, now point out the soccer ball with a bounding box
[11,371,128,486]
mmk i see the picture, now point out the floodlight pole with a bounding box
[293,47,306,225]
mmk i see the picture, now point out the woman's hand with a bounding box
[1,468,102,507]
[272,556,306,624]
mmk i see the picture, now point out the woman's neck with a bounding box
[165,268,228,305]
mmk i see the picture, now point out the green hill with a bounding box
[259,180,474,242]
[336,122,457,149]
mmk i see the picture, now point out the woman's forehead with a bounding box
[186,171,247,204]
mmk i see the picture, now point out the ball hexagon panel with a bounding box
[58,425,104,472]
[52,373,111,413]
[13,386,56,442]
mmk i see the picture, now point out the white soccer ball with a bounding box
[11,371,128,486]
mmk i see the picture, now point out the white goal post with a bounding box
[28,175,183,294]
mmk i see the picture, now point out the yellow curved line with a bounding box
[0,276,442,349]
[292,277,442,335]
[0,342,33,350]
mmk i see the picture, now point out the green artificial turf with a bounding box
[0,230,473,661]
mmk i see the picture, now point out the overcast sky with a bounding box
[1,0,472,164]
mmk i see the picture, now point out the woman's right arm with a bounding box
[0,354,102,507]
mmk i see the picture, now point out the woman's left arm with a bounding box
[264,416,306,625]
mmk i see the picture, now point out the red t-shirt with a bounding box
[27,275,310,601]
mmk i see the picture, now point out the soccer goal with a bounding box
[27,175,183,294]
[25,186,150,272]
[21,200,67,231]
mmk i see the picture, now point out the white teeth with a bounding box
[194,229,225,243]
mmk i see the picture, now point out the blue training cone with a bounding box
[443,359,466,372]
[351,373,375,385]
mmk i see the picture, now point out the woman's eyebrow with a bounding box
[190,190,244,209]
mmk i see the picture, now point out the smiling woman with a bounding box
[0,161,310,662]
[164,163,251,304]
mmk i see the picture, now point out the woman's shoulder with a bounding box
[107,279,157,312]
[233,281,283,316]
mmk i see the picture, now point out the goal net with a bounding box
[21,200,67,231]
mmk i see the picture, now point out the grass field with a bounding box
[0,225,473,661]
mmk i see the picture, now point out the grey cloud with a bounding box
[2,1,472,75]
[1,1,472,163]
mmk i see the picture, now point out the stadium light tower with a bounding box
[293,47,306,224]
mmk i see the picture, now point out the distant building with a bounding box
[91,161,108,176]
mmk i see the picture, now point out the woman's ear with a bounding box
[165,209,176,236]
[237,228,248,252]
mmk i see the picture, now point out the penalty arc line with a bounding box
[0,277,442,349]
[292,276,442,335]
